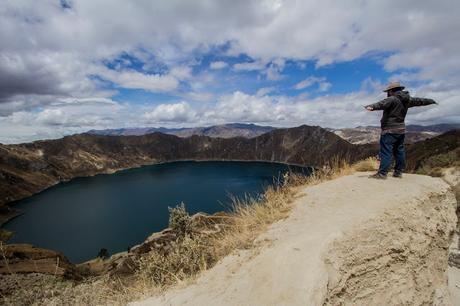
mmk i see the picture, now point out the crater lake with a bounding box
[3,161,309,263]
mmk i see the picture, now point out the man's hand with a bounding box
[364,106,373,111]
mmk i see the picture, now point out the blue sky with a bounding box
[0,0,459,143]
[107,50,395,102]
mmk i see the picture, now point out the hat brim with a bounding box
[383,86,405,92]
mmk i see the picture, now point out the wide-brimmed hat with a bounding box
[383,81,405,92]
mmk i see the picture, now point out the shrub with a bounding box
[168,202,193,237]
[0,229,13,242]
[97,248,110,259]
[137,235,215,286]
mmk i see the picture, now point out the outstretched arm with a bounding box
[409,97,437,108]
[364,97,396,111]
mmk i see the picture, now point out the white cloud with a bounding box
[169,66,193,80]
[318,81,332,92]
[0,97,129,143]
[2,1,459,84]
[143,101,197,123]
[295,77,319,90]
[233,59,285,80]
[1,85,459,144]
[256,86,276,96]
[294,76,331,92]
[209,61,228,69]
[95,67,180,92]
[233,61,266,71]
[203,91,281,123]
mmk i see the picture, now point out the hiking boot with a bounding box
[393,172,403,178]
[368,173,387,180]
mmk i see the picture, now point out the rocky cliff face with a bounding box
[0,125,377,221]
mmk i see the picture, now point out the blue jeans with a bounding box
[378,133,405,176]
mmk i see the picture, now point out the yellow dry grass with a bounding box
[352,156,379,172]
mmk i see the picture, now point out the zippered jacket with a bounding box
[366,91,436,131]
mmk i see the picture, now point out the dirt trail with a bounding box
[132,173,457,306]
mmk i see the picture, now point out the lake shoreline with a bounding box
[0,158,311,227]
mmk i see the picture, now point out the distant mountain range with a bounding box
[87,123,459,144]
[87,123,276,139]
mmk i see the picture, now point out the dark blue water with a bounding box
[3,161,309,263]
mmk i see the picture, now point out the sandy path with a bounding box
[132,172,456,306]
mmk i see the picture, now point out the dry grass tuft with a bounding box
[352,156,379,172]
[137,235,215,287]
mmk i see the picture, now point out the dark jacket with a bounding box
[366,91,436,131]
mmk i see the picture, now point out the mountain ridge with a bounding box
[87,123,276,139]
[85,122,459,145]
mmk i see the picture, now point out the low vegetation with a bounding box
[0,229,13,242]
[413,148,460,177]
[351,156,379,172]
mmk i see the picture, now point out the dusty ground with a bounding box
[449,266,460,305]
[131,172,457,306]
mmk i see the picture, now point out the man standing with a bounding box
[364,81,437,179]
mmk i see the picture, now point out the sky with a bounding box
[0,0,459,143]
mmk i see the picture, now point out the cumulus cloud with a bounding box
[1,86,458,144]
[0,97,128,143]
[2,1,459,82]
[143,102,197,123]
[198,88,458,128]
[196,90,376,127]
[209,61,228,69]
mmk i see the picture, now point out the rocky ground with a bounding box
[132,172,457,306]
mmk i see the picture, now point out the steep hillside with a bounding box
[330,124,459,144]
[405,129,460,173]
[0,125,376,223]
